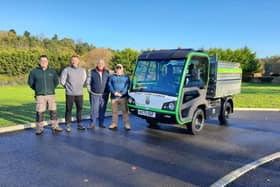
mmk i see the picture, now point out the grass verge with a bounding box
[0,83,279,127]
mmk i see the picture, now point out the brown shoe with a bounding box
[35,129,44,135]
[36,123,44,135]
[87,124,95,129]
[52,126,63,132]
[125,123,131,131]
[109,124,117,130]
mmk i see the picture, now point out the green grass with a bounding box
[0,83,279,127]
[234,83,280,108]
[0,86,111,127]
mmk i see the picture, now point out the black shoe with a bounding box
[77,124,86,130]
[99,124,106,128]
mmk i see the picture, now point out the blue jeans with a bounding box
[90,94,108,126]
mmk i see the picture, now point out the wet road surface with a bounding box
[0,111,279,187]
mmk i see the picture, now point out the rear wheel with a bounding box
[146,118,159,129]
[187,108,205,135]
[218,101,232,125]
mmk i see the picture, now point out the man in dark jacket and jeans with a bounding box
[87,59,110,129]
[28,55,63,135]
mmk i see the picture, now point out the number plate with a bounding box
[138,109,156,118]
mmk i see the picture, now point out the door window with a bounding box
[185,56,209,88]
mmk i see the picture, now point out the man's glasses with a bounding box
[116,66,122,69]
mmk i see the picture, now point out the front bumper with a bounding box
[128,105,177,124]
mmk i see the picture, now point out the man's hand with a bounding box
[114,92,122,97]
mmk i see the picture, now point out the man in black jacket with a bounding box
[28,55,63,135]
[87,59,110,129]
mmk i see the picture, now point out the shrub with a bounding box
[257,76,274,83]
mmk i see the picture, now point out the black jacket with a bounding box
[87,69,110,94]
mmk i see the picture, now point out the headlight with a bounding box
[162,101,176,111]
[168,102,175,110]
[128,97,135,105]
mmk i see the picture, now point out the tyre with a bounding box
[146,118,159,129]
[218,101,232,125]
[188,108,205,135]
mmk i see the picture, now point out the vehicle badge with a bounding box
[145,96,150,105]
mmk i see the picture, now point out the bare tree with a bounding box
[82,48,113,70]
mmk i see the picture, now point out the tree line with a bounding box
[1,29,275,80]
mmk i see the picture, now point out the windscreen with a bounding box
[132,59,185,96]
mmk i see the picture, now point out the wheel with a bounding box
[146,118,159,129]
[218,101,232,125]
[187,108,205,135]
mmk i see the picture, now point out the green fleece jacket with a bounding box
[28,66,59,96]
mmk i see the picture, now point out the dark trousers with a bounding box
[65,95,83,124]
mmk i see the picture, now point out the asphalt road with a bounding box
[0,111,279,187]
[228,159,280,187]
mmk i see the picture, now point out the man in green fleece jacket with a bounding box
[28,55,63,135]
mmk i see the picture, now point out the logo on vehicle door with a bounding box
[145,96,150,105]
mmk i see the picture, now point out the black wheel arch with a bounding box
[197,104,207,117]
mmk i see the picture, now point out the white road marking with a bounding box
[210,152,280,187]
[235,108,280,112]
[0,112,117,134]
